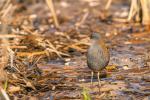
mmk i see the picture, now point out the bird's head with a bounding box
[90,33,101,45]
[90,33,101,40]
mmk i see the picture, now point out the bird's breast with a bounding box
[87,44,109,71]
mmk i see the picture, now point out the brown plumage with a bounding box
[87,33,110,92]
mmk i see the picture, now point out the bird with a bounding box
[87,33,110,92]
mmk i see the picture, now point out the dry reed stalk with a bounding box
[16,51,47,57]
[46,0,59,28]
[46,40,70,56]
[0,25,9,82]
[0,0,16,24]
[140,0,150,25]
[127,0,140,21]
[46,48,69,57]
[128,0,150,25]
[0,34,24,38]
[64,37,89,52]
[1,4,12,18]
[0,86,10,100]
[0,46,27,49]
[0,0,11,13]
[75,12,89,29]
[105,0,112,10]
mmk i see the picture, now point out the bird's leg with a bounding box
[97,72,101,94]
[91,71,94,87]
